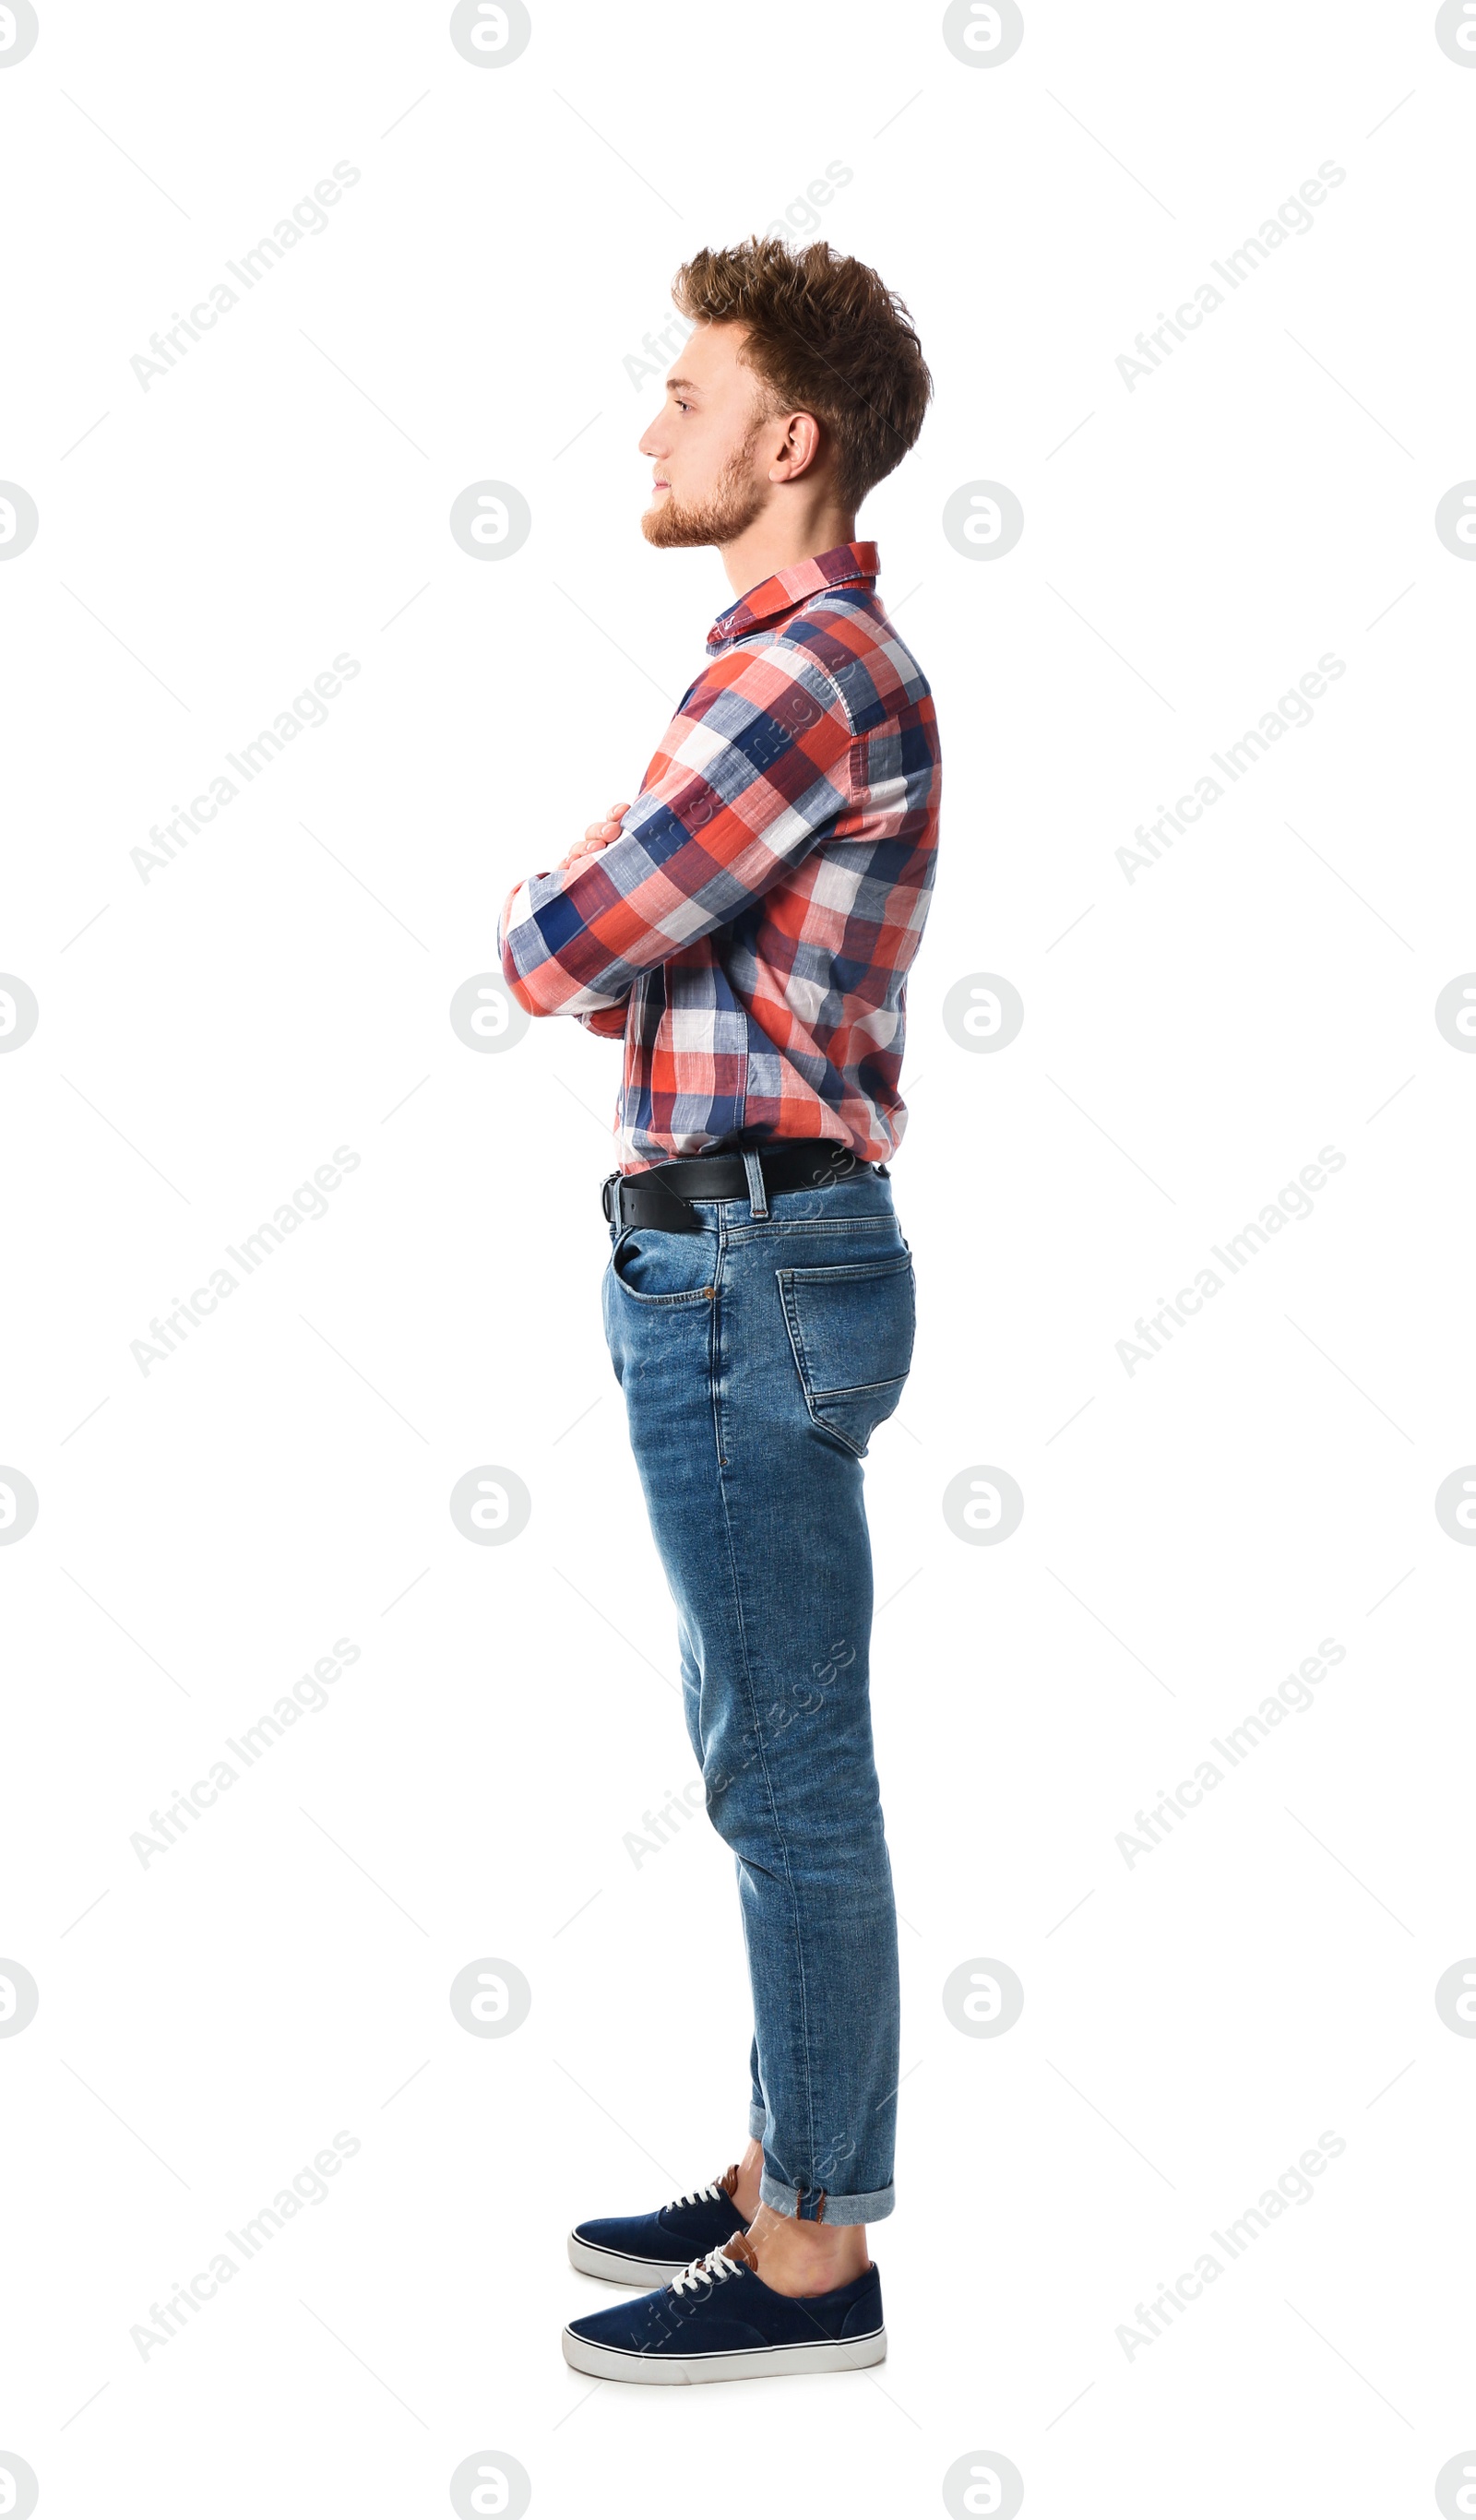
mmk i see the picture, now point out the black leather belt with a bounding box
[602,1139,887,1235]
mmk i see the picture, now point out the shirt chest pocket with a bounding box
[775,1248,916,1457]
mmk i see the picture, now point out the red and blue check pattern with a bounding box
[498,541,942,1174]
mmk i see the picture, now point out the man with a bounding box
[498,235,940,2383]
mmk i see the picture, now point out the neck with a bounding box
[720,497,859,597]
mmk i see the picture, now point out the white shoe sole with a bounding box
[566,2233,700,2288]
[561,2324,887,2384]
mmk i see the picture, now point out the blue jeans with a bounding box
[602,1167,913,2226]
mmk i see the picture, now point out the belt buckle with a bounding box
[601,1171,621,1227]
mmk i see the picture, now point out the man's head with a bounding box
[638,236,932,552]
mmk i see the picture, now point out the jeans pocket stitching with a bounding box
[807,1372,910,1401]
[775,1258,916,1375]
[775,1265,914,1456]
[775,1250,913,1290]
[610,1230,718,1306]
[613,1280,715,1307]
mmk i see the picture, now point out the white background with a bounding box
[3,2,1475,2513]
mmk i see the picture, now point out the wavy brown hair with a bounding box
[671,236,933,512]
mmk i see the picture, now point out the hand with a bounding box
[556,801,630,874]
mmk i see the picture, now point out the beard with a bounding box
[640,425,768,550]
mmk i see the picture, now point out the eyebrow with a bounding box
[665,376,700,394]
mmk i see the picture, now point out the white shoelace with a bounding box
[664,2180,726,2211]
[670,2245,745,2300]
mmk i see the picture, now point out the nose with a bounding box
[637,419,662,458]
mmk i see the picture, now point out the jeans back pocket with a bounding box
[776,1248,916,1456]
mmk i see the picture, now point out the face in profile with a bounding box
[637,322,779,550]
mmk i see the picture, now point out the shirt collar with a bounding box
[707,541,879,652]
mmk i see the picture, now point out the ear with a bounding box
[768,410,825,482]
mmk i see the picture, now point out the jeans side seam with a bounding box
[709,1428,819,2206]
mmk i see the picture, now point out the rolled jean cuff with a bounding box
[748,2102,767,2141]
[759,2171,895,2228]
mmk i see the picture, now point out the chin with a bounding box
[643,481,767,552]
[641,499,708,551]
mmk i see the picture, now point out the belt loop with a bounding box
[742,1147,768,1220]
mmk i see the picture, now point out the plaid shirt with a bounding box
[498,541,941,1174]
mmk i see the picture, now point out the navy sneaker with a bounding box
[562,2232,886,2383]
[567,2166,749,2288]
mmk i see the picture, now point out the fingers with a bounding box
[558,802,634,873]
[559,832,613,873]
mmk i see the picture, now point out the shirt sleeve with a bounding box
[496,641,855,1019]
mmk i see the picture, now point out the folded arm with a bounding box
[496,646,854,1020]
[577,1002,628,1038]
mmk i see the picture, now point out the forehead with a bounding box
[667,321,753,394]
